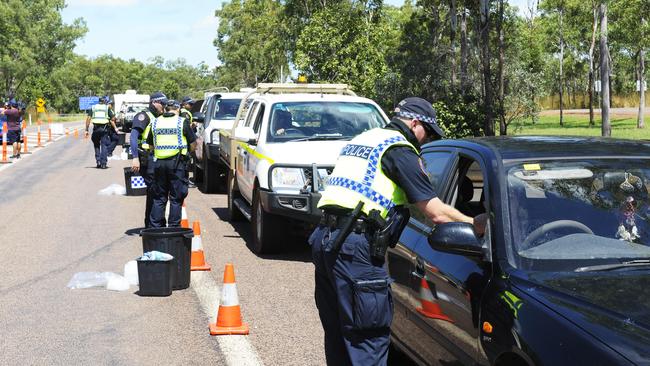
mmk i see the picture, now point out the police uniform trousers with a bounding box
[309,225,393,366]
[149,156,189,228]
[141,153,163,228]
[107,127,119,156]
[91,124,111,165]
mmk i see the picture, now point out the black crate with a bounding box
[117,133,126,146]
[141,228,193,290]
[137,257,176,296]
[124,167,147,196]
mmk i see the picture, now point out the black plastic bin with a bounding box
[140,228,194,290]
[124,167,147,196]
[117,132,126,146]
[137,257,176,296]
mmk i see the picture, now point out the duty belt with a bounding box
[321,212,368,234]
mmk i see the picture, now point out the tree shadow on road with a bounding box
[212,207,312,263]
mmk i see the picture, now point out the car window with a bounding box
[506,158,650,271]
[266,101,387,142]
[244,102,260,127]
[409,151,454,227]
[212,98,242,121]
[252,103,265,134]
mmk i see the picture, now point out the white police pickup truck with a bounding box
[219,83,389,253]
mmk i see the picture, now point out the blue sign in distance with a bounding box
[79,96,100,111]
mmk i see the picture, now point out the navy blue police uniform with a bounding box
[87,98,115,168]
[106,100,120,157]
[130,92,167,228]
[309,98,441,365]
[147,103,197,228]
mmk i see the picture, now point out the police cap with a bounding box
[181,96,195,105]
[166,99,180,108]
[394,97,445,138]
[150,91,168,105]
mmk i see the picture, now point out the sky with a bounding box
[61,0,532,69]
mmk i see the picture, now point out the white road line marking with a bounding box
[191,271,264,366]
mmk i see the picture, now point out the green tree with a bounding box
[214,0,289,88]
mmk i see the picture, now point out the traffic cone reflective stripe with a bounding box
[416,278,454,323]
[209,263,249,335]
[191,221,211,271]
[180,202,189,228]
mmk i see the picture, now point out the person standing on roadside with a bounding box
[180,96,194,126]
[106,99,121,158]
[5,100,22,159]
[85,96,117,169]
[130,92,167,228]
[144,99,197,227]
[309,97,487,365]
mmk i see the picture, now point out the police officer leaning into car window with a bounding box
[310,97,488,366]
[130,91,167,228]
[143,99,197,228]
[85,96,118,169]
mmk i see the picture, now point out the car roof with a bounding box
[251,93,379,105]
[428,136,650,161]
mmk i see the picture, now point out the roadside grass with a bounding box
[509,115,650,140]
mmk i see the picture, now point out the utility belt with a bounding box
[92,123,109,130]
[321,203,410,261]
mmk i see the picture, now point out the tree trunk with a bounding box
[450,0,458,88]
[480,0,494,136]
[559,8,564,127]
[498,0,506,135]
[600,2,611,137]
[588,4,598,127]
[639,46,646,129]
[460,9,469,95]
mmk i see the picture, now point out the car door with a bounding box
[244,102,265,198]
[409,149,493,365]
[387,150,460,364]
[236,101,260,202]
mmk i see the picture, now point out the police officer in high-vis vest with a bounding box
[144,99,197,228]
[130,91,167,228]
[180,96,194,125]
[85,96,117,169]
[310,97,487,365]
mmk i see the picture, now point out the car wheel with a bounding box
[251,187,284,254]
[201,148,219,193]
[227,170,245,222]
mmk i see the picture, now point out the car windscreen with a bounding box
[506,158,650,271]
[212,98,241,120]
[266,101,387,142]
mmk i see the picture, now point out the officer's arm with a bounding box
[183,118,197,152]
[416,199,486,235]
[130,129,141,158]
[85,112,91,134]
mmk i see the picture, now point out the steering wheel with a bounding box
[521,220,594,249]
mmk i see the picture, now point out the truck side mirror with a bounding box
[234,126,257,144]
[193,112,205,123]
[427,222,484,257]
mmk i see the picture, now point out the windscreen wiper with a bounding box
[574,259,650,272]
[292,134,347,142]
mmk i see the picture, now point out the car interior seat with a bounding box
[456,176,484,216]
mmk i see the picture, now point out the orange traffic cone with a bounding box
[209,263,249,335]
[416,278,454,323]
[74,128,79,139]
[180,202,189,228]
[191,221,211,271]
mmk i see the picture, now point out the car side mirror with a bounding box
[234,126,257,144]
[193,112,205,123]
[428,222,483,257]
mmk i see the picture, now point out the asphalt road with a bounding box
[0,125,416,365]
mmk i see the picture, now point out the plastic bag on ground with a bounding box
[67,271,130,291]
[139,251,174,261]
[98,184,126,196]
[120,151,128,160]
[123,260,139,286]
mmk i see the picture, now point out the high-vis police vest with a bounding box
[151,115,188,159]
[139,111,156,146]
[180,108,193,123]
[91,104,109,124]
[318,128,417,218]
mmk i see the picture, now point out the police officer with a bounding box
[144,99,197,228]
[85,96,117,169]
[180,96,194,125]
[310,97,487,365]
[130,91,167,228]
[106,99,121,157]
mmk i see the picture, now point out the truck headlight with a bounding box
[271,167,305,191]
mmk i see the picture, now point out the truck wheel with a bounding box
[201,148,219,193]
[251,188,284,254]
[227,170,245,222]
